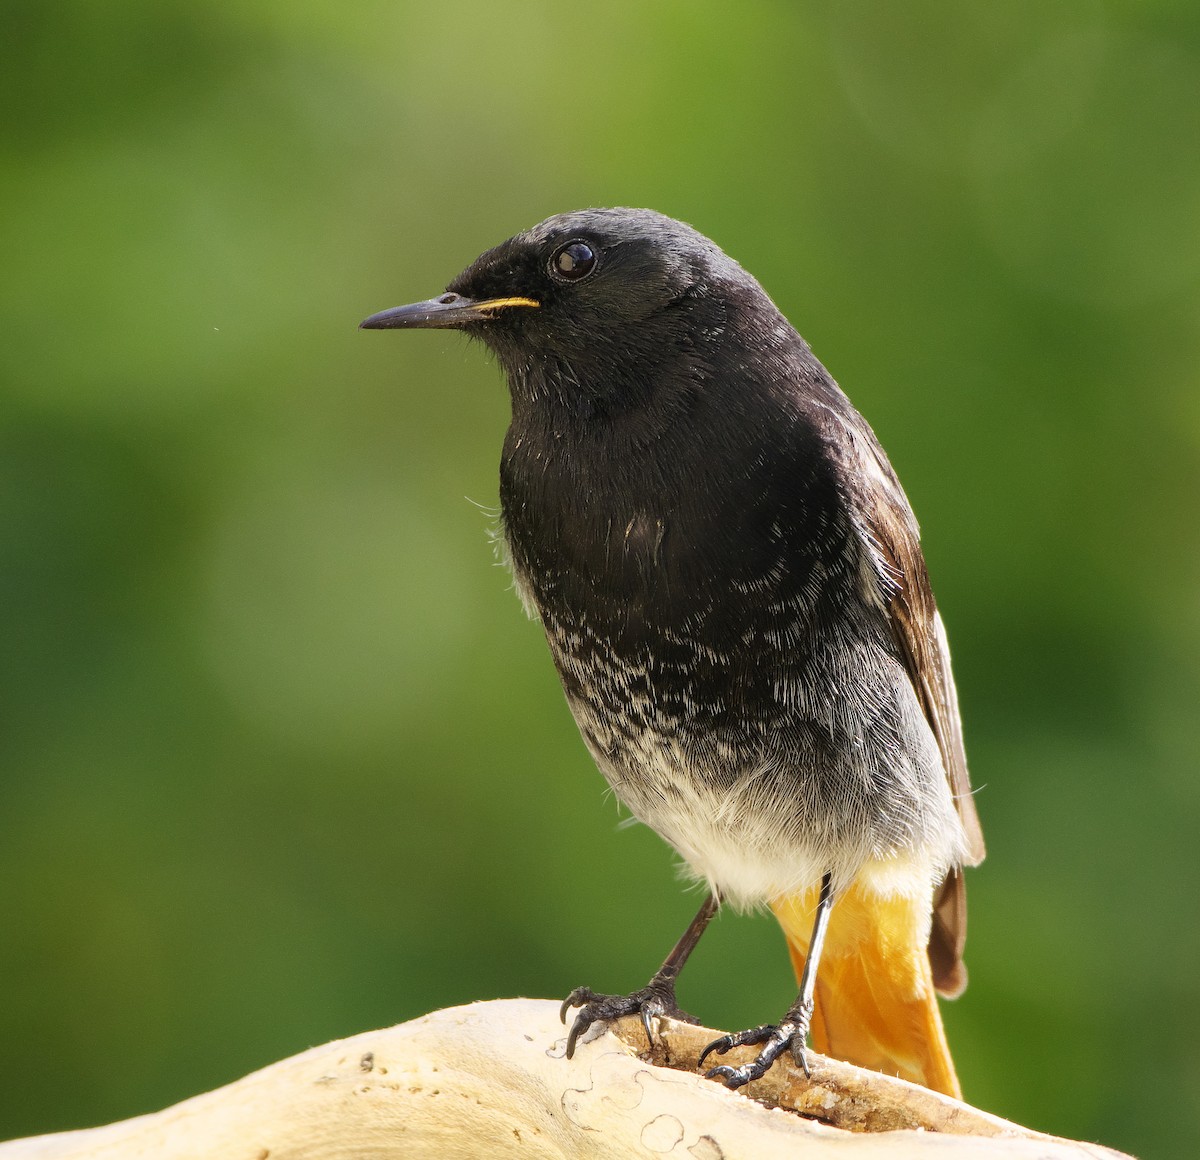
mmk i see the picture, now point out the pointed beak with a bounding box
[359,293,540,330]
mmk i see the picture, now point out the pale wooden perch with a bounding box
[0,999,1132,1159]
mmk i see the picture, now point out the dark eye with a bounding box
[549,240,598,282]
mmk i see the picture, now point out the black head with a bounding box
[361,208,782,416]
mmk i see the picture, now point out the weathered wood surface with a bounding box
[0,999,1133,1159]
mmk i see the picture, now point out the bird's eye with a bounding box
[549,240,598,282]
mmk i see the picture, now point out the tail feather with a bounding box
[928,868,969,999]
[772,880,962,1099]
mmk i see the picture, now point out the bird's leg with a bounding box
[561,891,719,1057]
[699,872,834,1089]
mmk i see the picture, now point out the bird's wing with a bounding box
[822,406,985,996]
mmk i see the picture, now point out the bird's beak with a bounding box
[359,293,540,330]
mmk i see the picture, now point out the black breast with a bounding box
[498,377,868,763]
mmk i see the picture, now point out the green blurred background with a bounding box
[3,2,1197,1155]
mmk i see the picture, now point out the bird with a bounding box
[360,208,985,1098]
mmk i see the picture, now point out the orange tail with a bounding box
[771,879,961,1099]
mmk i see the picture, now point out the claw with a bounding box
[557,978,690,1060]
[698,1024,773,1069]
[565,1014,585,1059]
[560,986,592,1025]
[792,1040,812,1078]
[698,1034,733,1069]
[706,1063,750,1088]
[699,1023,801,1089]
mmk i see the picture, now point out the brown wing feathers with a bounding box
[832,417,985,996]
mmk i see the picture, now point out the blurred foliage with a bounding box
[2,2,1198,1156]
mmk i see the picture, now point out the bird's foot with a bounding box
[560,979,696,1058]
[699,1009,812,1089]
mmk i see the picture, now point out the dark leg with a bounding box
[561,892,720,1057]
[699,872,834,1089]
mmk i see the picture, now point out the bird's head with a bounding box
[362,208,772,417]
